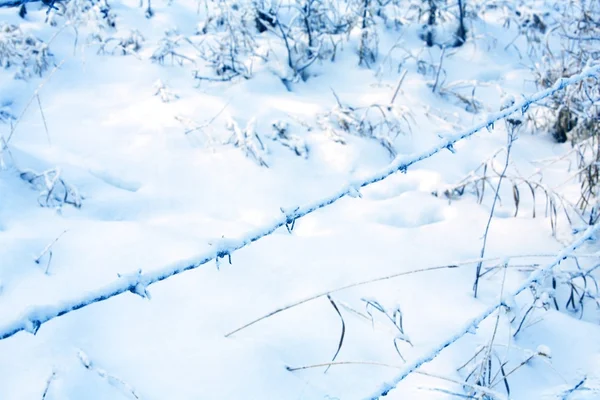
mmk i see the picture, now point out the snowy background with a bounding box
[1,0,600,398]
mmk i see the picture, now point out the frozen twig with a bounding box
[0,66,599,341]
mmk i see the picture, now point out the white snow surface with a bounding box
[1,1,600,399]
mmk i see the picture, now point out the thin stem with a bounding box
[474,131,517,297]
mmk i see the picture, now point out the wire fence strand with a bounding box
[1,64,599,342]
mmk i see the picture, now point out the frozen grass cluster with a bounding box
[0,22,53,79]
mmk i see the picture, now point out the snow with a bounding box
[1,0,600,399]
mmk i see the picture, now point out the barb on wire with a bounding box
[0,65,599,342]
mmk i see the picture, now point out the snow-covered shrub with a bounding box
[270,0,359,81]
[469,0,599,219]
[523,1,600,215]
[194,0,258,80]
[151,28,196,66]
[57,0,116,32]
[503,0,598,144]
[42,0,118,55]
[97,29,145,56]
[270,120,309,158]
[226,118,269,167]
[0,22,53,79]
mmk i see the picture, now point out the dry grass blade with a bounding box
[325,295,346,373]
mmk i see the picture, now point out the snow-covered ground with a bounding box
[1,0,600,399]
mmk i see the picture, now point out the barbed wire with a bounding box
[1,64,599,342]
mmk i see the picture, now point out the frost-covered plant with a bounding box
[268,0,358,81]
[0,23,53,79]
[493,0,598,143]
[432,145,582,236]
[56,0,116,33]
[571,138,600,216]
[520,1,600,214]
[469,0,600,219]
[270,120,309,158]
[226,118,269,167]
[550,259,600,320]
[151,28,196,66]
[153,79,179,103]
[361,298,412,361]
[435,78,500,114]
[194,0,259,81]
[97,29,145,56]
[458,340,553,398]
[19,168,82,209]
[318,94,413,159]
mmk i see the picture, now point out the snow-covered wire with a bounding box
[0,65,599,342]
[366,221,600,399]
